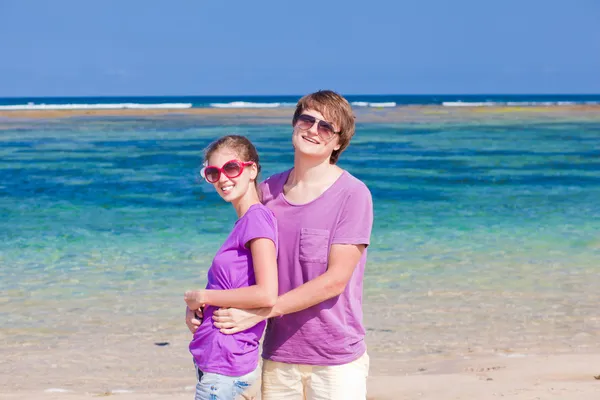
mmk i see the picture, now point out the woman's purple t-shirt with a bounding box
[259,170,373,366]
[189,203,278,376]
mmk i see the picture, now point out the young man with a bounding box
[186,90,373,399]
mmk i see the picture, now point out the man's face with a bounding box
[291,108,340,161]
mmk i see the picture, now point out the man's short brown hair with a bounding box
[292,90,355,164]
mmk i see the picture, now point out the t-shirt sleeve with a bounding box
[239,208,278,249]
[258,180,269,203]
[259,171,287,205]
[331,183,373,246]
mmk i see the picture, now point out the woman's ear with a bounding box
[250,163,259,181]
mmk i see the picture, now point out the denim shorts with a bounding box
[194,363,260,400]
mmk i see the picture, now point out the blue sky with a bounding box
[0,0,598,96]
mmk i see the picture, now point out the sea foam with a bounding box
[442,101,599,107]
[0,103,193,110]
[351,101,397,108]
[209,101,296,108]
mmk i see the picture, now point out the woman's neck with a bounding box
[232,187,260,218]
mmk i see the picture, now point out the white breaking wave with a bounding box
[0,103,193,110]
[442,101,600,107]
[351,101,397,108]
[442,101,492,107]
[210,101,296,108]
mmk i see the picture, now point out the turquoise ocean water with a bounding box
[1,98,599,360]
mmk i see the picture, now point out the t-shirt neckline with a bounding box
[279,168,347,207]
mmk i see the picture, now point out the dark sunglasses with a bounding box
[201,159,254,183]
[295,114,340,141]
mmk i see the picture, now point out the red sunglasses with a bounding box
[294,114,340,141]
[201,159,254,183]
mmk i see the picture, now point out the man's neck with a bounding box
[290,157,337,186]
[283,156,344,205]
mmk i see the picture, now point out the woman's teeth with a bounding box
[221,185,234,193]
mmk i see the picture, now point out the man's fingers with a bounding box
[211,314,230,323]
[213,321,235,329]
[186,321,198,334]
[212,308,230,317]
[220,327,240,335]
[185,306,201,333]
[190,327,198,333]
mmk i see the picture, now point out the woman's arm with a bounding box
[184,237,278,310]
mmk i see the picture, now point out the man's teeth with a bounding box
[303,136,318,144]
[221,185,234,192]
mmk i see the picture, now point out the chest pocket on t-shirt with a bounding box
[298,228,330,264]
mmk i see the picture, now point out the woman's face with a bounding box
[205,148,256,203]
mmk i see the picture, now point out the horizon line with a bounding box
[1,93,600,99]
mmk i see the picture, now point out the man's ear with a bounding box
[332,135,341,152]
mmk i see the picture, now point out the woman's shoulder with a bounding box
[242,203,277,225]
[237,203,278,247]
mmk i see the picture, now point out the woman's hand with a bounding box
[185,306,203,334]
[212,307,270,335]
[184,290,206,311]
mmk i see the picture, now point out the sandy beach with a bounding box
[3,348,600,399]
[1,104,600,124]
[1,293,599,399]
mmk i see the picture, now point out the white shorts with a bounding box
[261,352,369,400]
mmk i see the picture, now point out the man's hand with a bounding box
[185,306,203,334]
[212,307,270,335]
[184,290,206,311]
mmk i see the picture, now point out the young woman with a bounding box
[184,135,278,400]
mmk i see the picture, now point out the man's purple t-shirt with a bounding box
[189,203,278,376]
[259,169,373,366]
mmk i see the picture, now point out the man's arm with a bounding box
[213,243,365,333]
[269,243,365,317]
